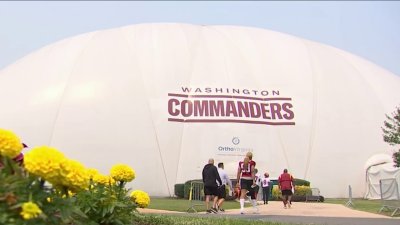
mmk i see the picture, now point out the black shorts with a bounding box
[204,186,219,196]
[246,188,257,199]
[217,185,226,198]
[282,189,293,196]
[240,179,253,190]
[254,185,260,193]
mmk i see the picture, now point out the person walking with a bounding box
[202,158,222,213]
[236,154,258,214]
[278,168,295,209]
[216,162,233,212]
[260,172,271,204]
[246,152,259,212]
[253,168,261,200]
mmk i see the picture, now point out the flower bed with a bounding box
[0,128,150,225]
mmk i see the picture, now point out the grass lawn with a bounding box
[142,198,290,225]
[134,214,288,225]
[148,197,241,212]
[324,198,399,217]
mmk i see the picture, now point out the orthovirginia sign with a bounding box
[216,137,254,156]
[167,87,295,125]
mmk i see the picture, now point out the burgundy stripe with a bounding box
[217,154,249,156]
[168,93,291,101]
[168,118,295,125]
[168,93,189,98]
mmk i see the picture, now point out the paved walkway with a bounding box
[223,201,389,218]
[139,201,391,218]
[138,201,400,225]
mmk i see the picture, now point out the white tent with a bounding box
[365,154,400,200]
[0,23,400,197]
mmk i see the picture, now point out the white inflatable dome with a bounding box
[1,23,399,197]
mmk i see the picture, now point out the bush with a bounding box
[271,185,311,202]
[174,184,184,198]
[294,178,310,186]
[294,185,311,196]
[0,128,151,225]
[271,185,279,200]
[183,180,192,199]
[183,179,204,200]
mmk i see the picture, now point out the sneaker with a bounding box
[288,203,291,209]
[211,207,218,213]
[253,207,260,214]
[219,208,225,212]
[240,210,244,214]
[284,205,287,209]
[206,209,212,214]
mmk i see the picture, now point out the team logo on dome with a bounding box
[167,87,295,125]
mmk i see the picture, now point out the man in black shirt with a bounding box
[202,158,222,213]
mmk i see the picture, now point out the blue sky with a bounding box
[0,1,399,76]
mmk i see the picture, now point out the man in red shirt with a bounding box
[278,168,295,209]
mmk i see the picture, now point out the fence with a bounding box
[306,188,321,202]
[345,185,355,208]
[378,178,400,216]
[186,181,204,213]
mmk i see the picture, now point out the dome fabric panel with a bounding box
[0,23,399,197]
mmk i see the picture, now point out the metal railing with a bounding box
[345,185,355,208]
[306,188,321,202]
[378,178,400,217]
[187,181,204,213]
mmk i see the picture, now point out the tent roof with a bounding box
[364,154,393,170]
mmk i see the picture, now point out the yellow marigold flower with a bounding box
[93,173,115,185]
[110,164,135,182]
[130,190,150,208]
[20,202,42,220]
[59,159,90,192]
[24,146,67,183]
[87,168,99,180]
[61,190,75,198]
[0,128,23,158]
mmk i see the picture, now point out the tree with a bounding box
[382,105,400,167]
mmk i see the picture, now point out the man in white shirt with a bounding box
[216,162,233,212]
[253,168,261,200]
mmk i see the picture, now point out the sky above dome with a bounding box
[0,1,399,76]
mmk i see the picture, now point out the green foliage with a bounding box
[293,178,310,186]
[133,214,287,225]
[271,186,280,200]
[325,198,398,217]
[382,105,400,167]
[271,185,311,201]
[1,128,148,224]
[393,151,400,168]
[0,157,86,225]
[173,183,184,198]
[0,156,140,225]
[293,185,311,196]
[183,179,203,199]
[75,182,138,225]
[382,106,400,145]
[148,197,241,212]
